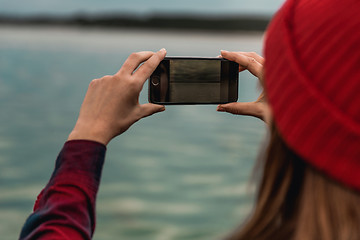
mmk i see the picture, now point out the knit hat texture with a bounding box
[265,0,360,190]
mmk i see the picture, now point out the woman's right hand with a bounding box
[68,49,167,145]
[217,50,271,124]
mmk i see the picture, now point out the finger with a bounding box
[239,65,247,72]
[218,53,246,72]
[217,102,262,119]
[221,50,259,70]
[117,51,155,77]
[221,50,264,81]
[139,103,166,118]
[133,48,167,82]
[237,52,265,65]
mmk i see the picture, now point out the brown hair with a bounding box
[227,123,360,240]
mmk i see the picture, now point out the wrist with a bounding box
[257,103,271,125]
[68,121,112,146]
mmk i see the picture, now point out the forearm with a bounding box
[19,50,166,240]
[20,140,106,240]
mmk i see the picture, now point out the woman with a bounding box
[222,0,360,239]
[20,0,360,239]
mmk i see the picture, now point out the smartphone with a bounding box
[149,57,239,104]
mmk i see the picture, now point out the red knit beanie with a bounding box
[265,0,360,190]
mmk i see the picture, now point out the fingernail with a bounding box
[159,48,166,52]
[160,106,166,111]
[221,50,228,53]
[217,105,225,112]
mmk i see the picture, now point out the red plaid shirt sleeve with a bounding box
[19,140,106,240]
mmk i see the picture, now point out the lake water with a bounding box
[0,26,266,240]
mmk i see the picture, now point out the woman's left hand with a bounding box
[217,51,271,124]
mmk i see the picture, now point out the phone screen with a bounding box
[149,57,238,104]
[169,59,221,102]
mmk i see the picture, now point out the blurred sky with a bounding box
[0,0,286,16]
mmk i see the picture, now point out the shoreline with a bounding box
[0,13,269,32]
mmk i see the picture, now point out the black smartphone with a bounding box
[149,57,239,104]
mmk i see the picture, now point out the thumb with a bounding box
[140,103,166,118]
[217,102,260,117]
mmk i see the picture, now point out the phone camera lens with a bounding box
[152,76,160,86]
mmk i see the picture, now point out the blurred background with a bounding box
[0,0,285,239]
